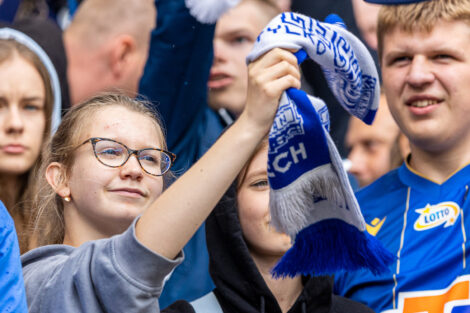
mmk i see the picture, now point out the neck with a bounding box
[251,253,303,313]
[0,174,28,251]
[0,174,22,210]
[62,203,113,247]
[409,143,470,183]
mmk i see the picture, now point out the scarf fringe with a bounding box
[269,164,345,237]
[271,219,395,278]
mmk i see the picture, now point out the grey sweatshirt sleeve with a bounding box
[21,219,183,313]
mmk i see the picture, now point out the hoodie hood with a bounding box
[0,18,68,133]
[206,182,340,313]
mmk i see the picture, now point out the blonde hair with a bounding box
[377,0,470,60]
[32,92,168,247]
[0,39,54,252]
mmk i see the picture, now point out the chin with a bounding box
[111,206,144,223]
[0,161,33,176]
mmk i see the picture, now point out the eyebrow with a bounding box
[245,169,267,181]
[221,28,255,39]
[23,96,45,102]
[0,96,44,103]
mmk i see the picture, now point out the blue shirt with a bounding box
[335,162,470,313]
[0,201,28,313]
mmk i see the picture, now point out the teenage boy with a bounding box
[335,0,470,312]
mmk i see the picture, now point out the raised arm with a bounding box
[136,48,301,259]
[138,0,216,173]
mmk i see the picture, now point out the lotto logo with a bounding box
[413,201,460,231]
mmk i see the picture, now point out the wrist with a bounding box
[236,110,272,142]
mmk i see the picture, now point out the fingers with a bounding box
[250,48,299,72]
[248,48,301,99]
[242,48,301,133]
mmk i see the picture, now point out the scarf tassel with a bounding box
[271,218,395,278]
[269,163,344,237]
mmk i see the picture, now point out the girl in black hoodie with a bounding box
[165,140,374,313]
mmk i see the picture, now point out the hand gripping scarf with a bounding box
[246,13,394,278]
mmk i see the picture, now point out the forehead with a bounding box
[0,55,44,90]
[82,106,162,148]
[382,20,470,56]
[216,1,271,37]
[245,145,268,175]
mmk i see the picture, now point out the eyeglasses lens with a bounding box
[94,140,171,176]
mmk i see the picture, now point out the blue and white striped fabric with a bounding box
[246,12,393,278]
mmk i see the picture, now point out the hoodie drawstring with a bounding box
[302,301,307,313]
[260,296,265,313]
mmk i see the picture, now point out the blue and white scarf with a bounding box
[246,13,394,277]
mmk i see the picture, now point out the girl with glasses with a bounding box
[21,48,300,313]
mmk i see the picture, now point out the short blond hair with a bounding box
[377,0,470,59]
[65,0,155,50]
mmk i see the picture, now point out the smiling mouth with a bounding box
[111,189,145,198]
[407,99,440,108]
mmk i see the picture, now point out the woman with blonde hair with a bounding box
[22,47,300,313]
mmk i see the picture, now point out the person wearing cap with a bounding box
[334,0,470,312]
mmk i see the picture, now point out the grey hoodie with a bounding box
[21,219,183,313]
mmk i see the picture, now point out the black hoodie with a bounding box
[164,183,374,313]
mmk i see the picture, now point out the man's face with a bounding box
[381,21,470,154]
[346,95,400,187]
[208,1,273,116]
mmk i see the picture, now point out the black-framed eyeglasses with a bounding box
[80,137,176,176]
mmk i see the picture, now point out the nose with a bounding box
[5,105,25,135]
[212,39,227,64]
[348,147,367,182]
[119,154,144,181]
[405,56,435,88]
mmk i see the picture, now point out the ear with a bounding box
[45,162,71,199]
[109,34,137,80]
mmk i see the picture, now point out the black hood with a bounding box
[206,182,351,313]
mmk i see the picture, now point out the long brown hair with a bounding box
[32,92,168,247]
[0,39,54,252]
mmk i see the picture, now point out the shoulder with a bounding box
[355,168,405,217]
[0,201,15,231]
[22,244,75,284]
[331,294,375,313]
[356,168,402,200]
[0,202,28,313]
